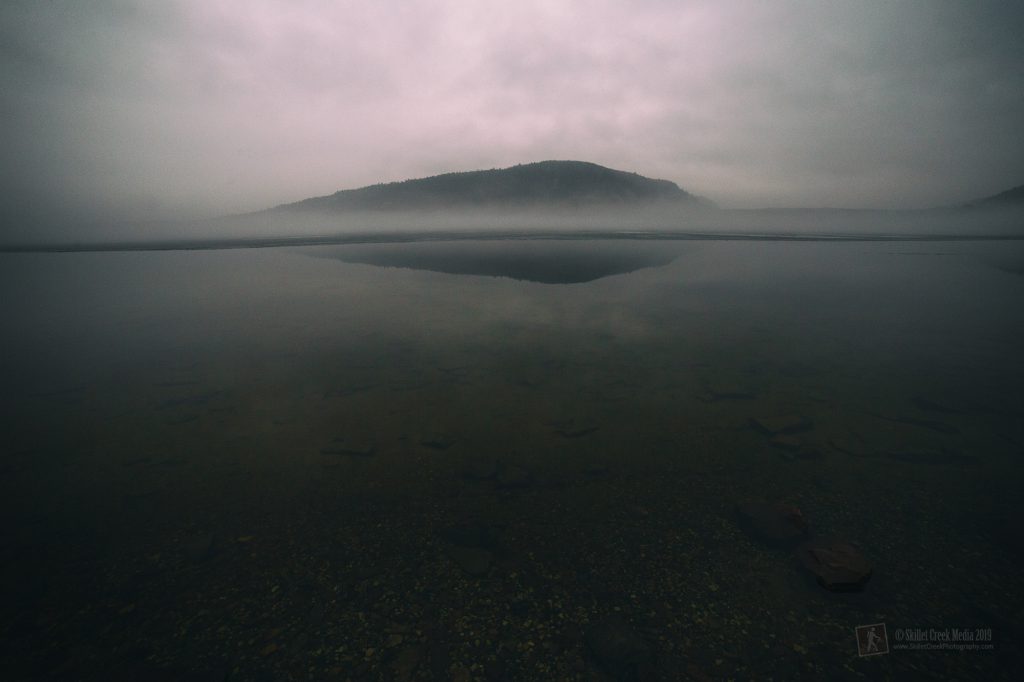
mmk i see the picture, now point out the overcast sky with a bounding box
[2,0,1022,235]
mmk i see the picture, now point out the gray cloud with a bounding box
[1,0,1022,240]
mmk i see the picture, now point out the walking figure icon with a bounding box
[855,623,890,657]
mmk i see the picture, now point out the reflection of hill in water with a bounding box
[325,240,684,283]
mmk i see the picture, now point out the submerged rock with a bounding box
[911,395,973,415]
[798,540,872,592]
[439,523,502,551]
[829,438,876,458]
[884,448,977,466]
[584,616,653,680]
[703,381,757,401]
[462,458,498,481]
[495,463,533,489]
[868,412,959,435]
[321,436,375,457]
[735,500,809,548]
[770,435,803,452]
[420,433,456,450]
[548,417,600,439]
[750,414,813,435]
[769,435,824,460]
[555,425,600,439]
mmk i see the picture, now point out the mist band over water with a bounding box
[3,228,1023,255]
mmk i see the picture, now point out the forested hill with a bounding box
[273,161,712,211]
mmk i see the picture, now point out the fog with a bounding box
[243,205,1024,242]
[4,203,1021,250]
[2,1,1023,243]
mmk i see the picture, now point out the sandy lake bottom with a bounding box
[2,238,1023,680]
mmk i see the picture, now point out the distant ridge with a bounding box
[962,184,1024,208]
[272,161,712,212]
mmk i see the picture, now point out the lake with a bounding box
[2,236,1023,680]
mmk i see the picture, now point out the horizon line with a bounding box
[3,228,1023,255]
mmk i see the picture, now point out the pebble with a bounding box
[735,500,809,548]
[584,616,653,679]
[448,546,492,576]
[392,645,424,682]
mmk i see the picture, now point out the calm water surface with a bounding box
[2,238,1023,680]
